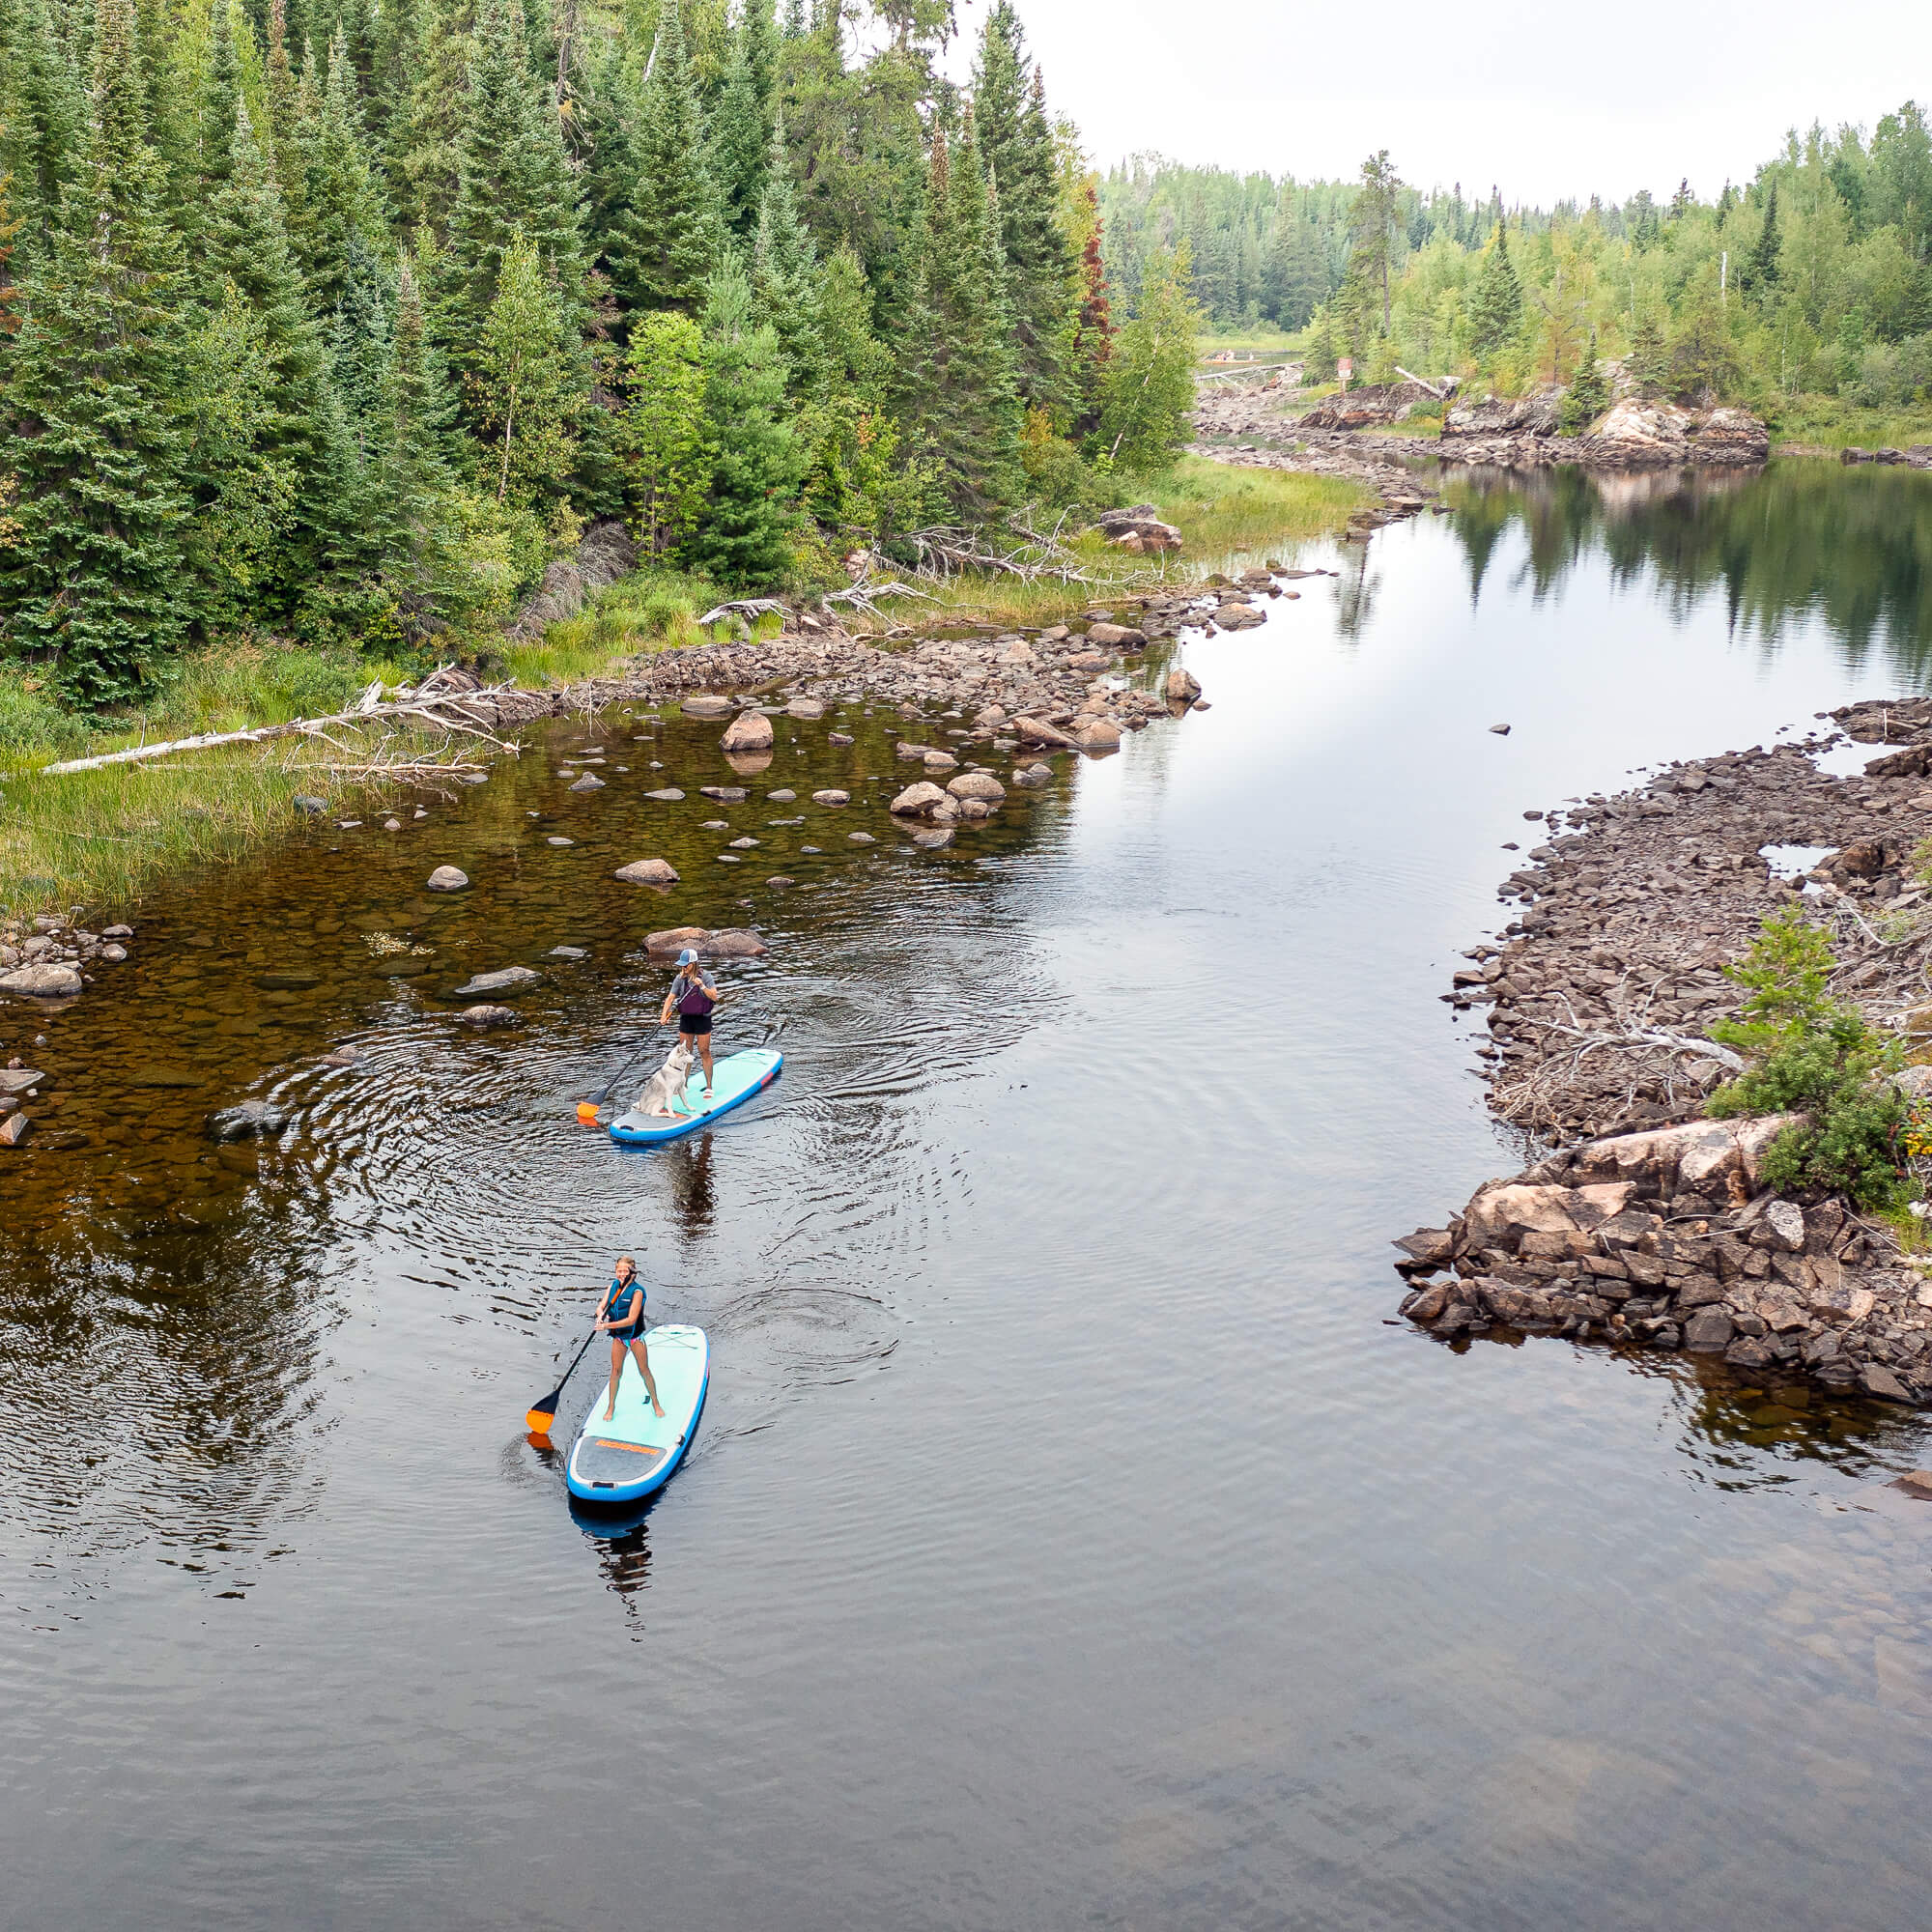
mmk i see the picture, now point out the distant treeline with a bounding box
[1102,111,1932,417]
[0,0,1200,711]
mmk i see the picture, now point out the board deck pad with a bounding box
[609,1047,781,1145]
[565,1323,708,1504]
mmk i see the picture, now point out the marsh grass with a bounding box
[853,458,1371,633]
[500,562,722,686]
[1769,395,1932,452]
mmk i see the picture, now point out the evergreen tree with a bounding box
[895,120,1022,516]
[1350,148,1402,335]
[264,0,314,253]
[1558,330,1608,433]
[684,255,798,585]
[749,113,821,391]
[194,0,242,197]
[1628,310,1668,394]
[392,0,472,234]
[376,251,464,623]
[469,229,580,502]
[606,0,717,314]
[971,4,1071,414]
[300,25,383,314]
[619,307,707,553]
[1095,237,1198,469]
[4,0,187,706]
[710,0,778,242]
[1744,181,1781,298]
[445,0,582,320]
[329,234,393,458]
[1465,218,1523,355]
[0,0,87,263]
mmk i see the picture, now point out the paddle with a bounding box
[576,1029,666,1125]
[526,1322,601,1437]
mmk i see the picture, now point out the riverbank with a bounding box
[0,464,1368,923]
[1394,697,1932,1405]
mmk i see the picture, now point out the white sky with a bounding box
[941,0,1932,206]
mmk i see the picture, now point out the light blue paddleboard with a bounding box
[565,1323,709,1505]
[609,1046,781,1145]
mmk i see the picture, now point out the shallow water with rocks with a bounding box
[9,461,1932,1927]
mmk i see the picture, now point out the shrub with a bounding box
[1705,903,1906,1207]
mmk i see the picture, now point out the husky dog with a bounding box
[634,1040,696,1117]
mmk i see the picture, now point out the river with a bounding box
[6,459,1932,1928]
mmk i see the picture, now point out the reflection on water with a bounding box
[1436,460,1932,672]
[13,467,1932,1927]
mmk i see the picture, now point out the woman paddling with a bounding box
[596,1256,665,1422]
[661,949,719,1098]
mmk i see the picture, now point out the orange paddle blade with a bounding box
[526,1404,558,1435]
[575,1101,601,1124]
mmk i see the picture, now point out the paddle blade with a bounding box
[526,1392,562,1435]
[575,1100,602,1124]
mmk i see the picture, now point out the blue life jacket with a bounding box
[604,1278,644,1329]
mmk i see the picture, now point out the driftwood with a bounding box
[900,509,1094,585]
[25,684,524,778]
[822,577,936,615]
[696,597,789,628]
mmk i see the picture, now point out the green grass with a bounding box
[1767,394,1932,453]
[855,456,1371,633]
[1196,327,1302,362]
[498,562,724,686]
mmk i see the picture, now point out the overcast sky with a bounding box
[940,0,1932,206]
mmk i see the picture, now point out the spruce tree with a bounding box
[710,0,778,242]
[377,251,464,621]
[606,0,717,314]
[302,25,383,313]
[5,0,187,706]
[684,258,798,587]
[1744,181,1781,298]
[972,4,1073,414]
[0,0,87,263]
[194,0,242,197]
[1558,331,1608,433]
[1465,218,1523,355]
[749,113,822,392]
[391,0,472,234]
[1067,174,1111,431]
[264,0,315,254]
[445,0,583,344]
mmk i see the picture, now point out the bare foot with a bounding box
[652,1402,666,1418]
[603,1406,616,1421]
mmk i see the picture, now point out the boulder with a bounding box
[613,858,680,886]
[680,695,735,719]
[1212,603,1265,631]
[0,1067,43,1097]
[1690,407,1771,467]
[786,696,827,719]
[1086,622,1148,649]
[0,1113,30,1147]
[721,711,775,753]
[810,789,850,807]
[1165,668,1202,705]
[452,965,541,998]
[1765,1200,1806,1252]
[1011,762,1052,787]
[1804,1278,1876,1325]
[1013,716,1078,749]
[923,750,959,772]
[1683,1307,1736,1353]
[891,781,949,816]
[208,1099,290,1143]
[0,964,83,998]
[911,827,954,848]
[1444,390,1562,439]
[1094,505,1181,552]
[643,925,767,959]
[946,772,1006,804]
[427,866,469,892]
[455,1004,520,1029]
[1464,1180,1634,1244]
[1069,718,1122,753]
[1861,1364,1913,1402]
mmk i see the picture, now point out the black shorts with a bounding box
[678,1012,713,1037]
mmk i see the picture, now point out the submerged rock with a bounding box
[427,866,469,892]
[452,965,541,998]
[455,1004,520,1029]
[0,964,83,998]
[208,1098,290,1142]
[613,858,680,886]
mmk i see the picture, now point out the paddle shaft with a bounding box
[526,1323,601,1432]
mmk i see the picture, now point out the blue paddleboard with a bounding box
[565,1323,708,1505]
[609,1047,781,1145]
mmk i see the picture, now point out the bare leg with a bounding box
[602,1336,624,1420]
[628,1336,665,1417]
[698,1033,715,1094]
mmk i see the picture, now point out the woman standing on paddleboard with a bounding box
[597,1257,665,1422]
[662,949,718,1097]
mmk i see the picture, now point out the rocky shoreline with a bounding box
[1394,696,1932,1405]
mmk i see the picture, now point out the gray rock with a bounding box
[295,795,328,815]
[568,774,606,792]
[848,831,876,845]
[208,1098,290,1143]
[911,827,954,848]
[787,696,827,719]
[680,695,735,719]
[891,781,948,816]
[455,1004,520,1029]
[547,836,575,847]
[698,786,748,803]
[100,942,128,963]
[1683,1307,1736,1353]
[0,1067,43,1096]
[811,789,850,806]
[1490,723,1512,735]
[0,964,83,998]
[1861,1363,1912,1402]
[613,858,680,886]
[427,866,469,892]
[828,731,854,746]
[451,965,541,998]
[548,946,587,959]
[728,837,759,849]
[767,789,797,802]
[1766,1200,1806,1252]
[644,788,686,802]
[766,874,796,886]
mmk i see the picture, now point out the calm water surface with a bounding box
[8,462,1932,1929]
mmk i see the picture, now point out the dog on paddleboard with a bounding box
[634,1040,696,1117]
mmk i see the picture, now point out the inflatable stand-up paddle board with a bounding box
[565,1323,708,1505]
[610,1046,781,1146]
